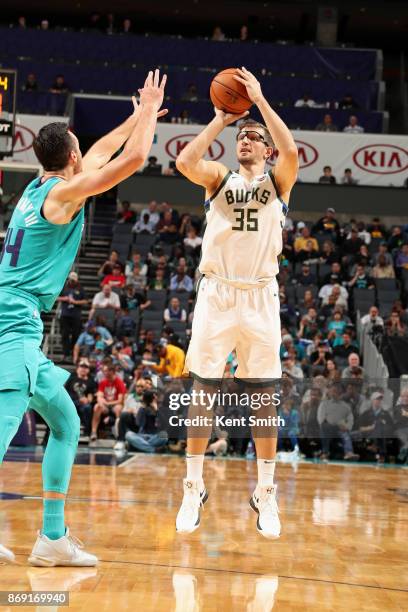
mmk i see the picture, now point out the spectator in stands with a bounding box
[157,210,180,243]
[18,16,27,28]
[317,382,358,460]
[341,168,358,185]
[339,94,359,110]
[122,18,132,34]
[23,73,38,92]
[343,115,364,134]
[49,74,69,94]
[294,226,319,254]
[361,306,384,332]
[116,201,135,224]
[373,242,392,266]
[239,24,249,41]
[394,388,408,462]
[149,268,168,290]
[91,364,126,442]
[88,13,102,30]
[388,226,405,252]
[296,239,320,263]
[120,284,149,312]
[367,218,387,240]
[319,240,339,264]
[142,155,162,176]
[125,252,147,278]
[342,228,364,264]
[89,284,121,320]
[73,320,112,364]
[294,94,317,108]
[160,201,179,225]
[126,262,147,290]
[170,266,193,292]
[164,297,187,322]
[282,352,304,379]
[111,341,134,373]
[299,387,322,457]
[114,379,147,451]
[116,309,137,340]
[98,250,122,277]
[314,208,340,239]
[323,359,340,380]
[395,243,408,271]
[385,311,407,337]
[140,200,160,229]
[66,360,96,437]
[58,271,87,363]
[212,25,226,41]
[333,331,357,361]
[298,308,319,340]
[319,276,348,303]
[356,391,393,463]
[101,264,126,289]
[322,262,345,285]
[150,339,185,378]
[296,263,317,286]
[347,263,374,290]
[184,225,202,257]
[318,166,336,185]
[132,212,156,234]
[40,19,49,30]
[182,84,199,102]
[106,13,116,35]
[327,309,348,346]
[341,353,364,379]
[372,254,396,279]
[124,390,168,453]
[315,114,338,132]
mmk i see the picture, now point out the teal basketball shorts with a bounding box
[0,288,69,404]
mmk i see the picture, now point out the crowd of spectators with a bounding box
[57,200,408,464]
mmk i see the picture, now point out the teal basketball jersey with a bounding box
[0,176,84,312]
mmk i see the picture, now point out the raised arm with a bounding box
[176,109,248,194]
[45,70,166,224]
[82,96,168,171]
[234,67,298,201]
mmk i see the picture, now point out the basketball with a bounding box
[210,68,252,114]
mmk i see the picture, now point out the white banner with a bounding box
[2,114,69,164]
[151,124,408,188]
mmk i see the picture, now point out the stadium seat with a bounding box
[94,308,117,331]
[377,289,400,303]
[374,278,398,291]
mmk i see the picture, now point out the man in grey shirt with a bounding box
[317,382,358,460]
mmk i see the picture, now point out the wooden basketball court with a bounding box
[1,454,407,611]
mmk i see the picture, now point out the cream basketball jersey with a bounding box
[199,169,288,286]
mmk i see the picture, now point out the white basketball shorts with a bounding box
[184,276,282,381]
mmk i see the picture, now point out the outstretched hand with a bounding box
[132,95,168,119]
[137,68,168,112]
[214,107,249,127]
[233,67,263,105]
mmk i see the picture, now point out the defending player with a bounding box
[175,67,298,538]
[0,69,166,565]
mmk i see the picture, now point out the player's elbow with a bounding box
[175,156,189,174]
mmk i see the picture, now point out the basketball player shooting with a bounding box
[0,69,166,566]
[175,67,298,538]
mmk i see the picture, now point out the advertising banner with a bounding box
[151,124,408,188]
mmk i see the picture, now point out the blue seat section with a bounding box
[0,27,378,80]
[11,59,378,110]
[72,97,383,136]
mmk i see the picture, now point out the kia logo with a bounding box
[13,125,36,153]
[165,133,225,161]
[266,139,318,169]
[353,144,408,175]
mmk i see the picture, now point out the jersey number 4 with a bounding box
[232,208,258,232]
[0,228,25,267]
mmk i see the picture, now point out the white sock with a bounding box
[257,458,276,488]
[186,454,204,482]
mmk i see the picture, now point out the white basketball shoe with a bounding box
[250,485,281,539]
[28,528,98,567]
[176,479,208,534]
[0,543,16,564]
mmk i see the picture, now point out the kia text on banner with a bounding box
[151,124,408,188]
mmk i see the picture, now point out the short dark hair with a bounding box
[33,122,73,171]
[238,119,274,147]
